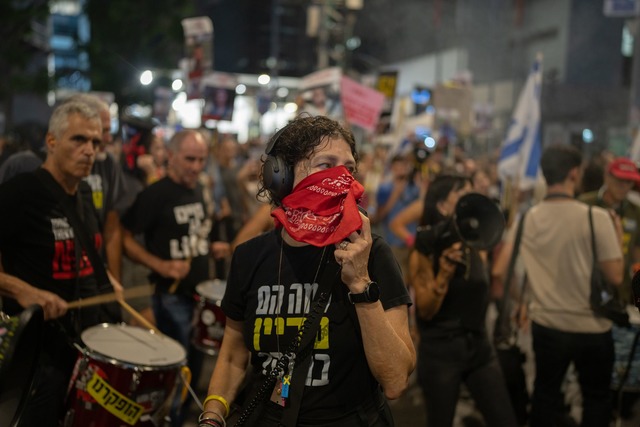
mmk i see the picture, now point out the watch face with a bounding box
[366,281,380,302]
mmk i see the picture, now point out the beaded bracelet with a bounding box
[199,410,226,427]
[199,411,224,422]
[203,394,230,418]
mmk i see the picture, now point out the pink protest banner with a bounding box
[340,76,385,132]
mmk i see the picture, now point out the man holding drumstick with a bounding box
[121,129,230,427]
[0,100,123,426]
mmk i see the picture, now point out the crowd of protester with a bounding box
[2,96,640,427]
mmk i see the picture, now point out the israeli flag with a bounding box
[498,57,543,190]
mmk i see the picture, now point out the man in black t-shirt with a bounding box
[121,129,230,427]
[0,100,122,426]
[0,93,128,282]
[67,94,128,282]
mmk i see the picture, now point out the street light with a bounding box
[140,70,153,85]
[171,79,183,91]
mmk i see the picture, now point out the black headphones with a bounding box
[262,126,294,202]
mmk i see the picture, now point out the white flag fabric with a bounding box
[497,58,543,190]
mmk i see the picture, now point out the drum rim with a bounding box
[196,280,227,299]
[80,323,186,369]
[78,350,187,371]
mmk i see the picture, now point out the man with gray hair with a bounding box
[122,129,230,426]
[56,93,128,282]
[0,100,123,425]
[0,94,127,281]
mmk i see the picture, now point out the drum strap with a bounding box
[280,249,340,427]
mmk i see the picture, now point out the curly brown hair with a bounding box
[258,115,358,205]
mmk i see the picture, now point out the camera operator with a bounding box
[409,173,518,427]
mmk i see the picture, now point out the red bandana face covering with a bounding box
[271,165,364,247]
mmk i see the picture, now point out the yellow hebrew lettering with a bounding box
[253,318,263,351]
[124,404,142,419]
[286,316,304,330]
[87,372,144,425]
[115,397,128,411]
[92,191,103,210]
[314,317,329,350]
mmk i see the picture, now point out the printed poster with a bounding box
[298,67,344,121]
[340,76,385,132]
[181,17,214,100]
[201,72,238,122]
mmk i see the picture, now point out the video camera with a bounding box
[416,193,505,256]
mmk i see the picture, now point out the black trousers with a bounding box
[530,322,614,427]
[417,330,519,427]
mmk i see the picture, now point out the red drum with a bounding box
[63,323,186,427]
[192,280,227,355]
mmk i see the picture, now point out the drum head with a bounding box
[0,305,44,427]
[81,324,186,367]
[196,280,227,301]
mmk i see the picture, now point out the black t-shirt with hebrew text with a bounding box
[222,229,411,422]
[121,176,211,296]
[0,168,109,335]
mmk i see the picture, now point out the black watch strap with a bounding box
[348,281,379,304]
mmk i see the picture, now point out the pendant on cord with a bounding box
[269,353,295,407]
[270,377,286,407]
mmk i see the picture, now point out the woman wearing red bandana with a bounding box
[199,116,416,427]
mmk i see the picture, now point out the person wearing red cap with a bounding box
[579,156,640,305]
[579,156,640,421]
[198,115,415,427]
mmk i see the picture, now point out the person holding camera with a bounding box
[409,173,518,427]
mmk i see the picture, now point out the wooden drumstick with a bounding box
[66,285,154,309]
[168,257,192,294]
[105,273,162,335]
[168,278,181,295]
[118,299,162,335]
[67,292,119,308]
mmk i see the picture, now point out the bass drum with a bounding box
[63,323,186,427]
[0,305,43,427]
